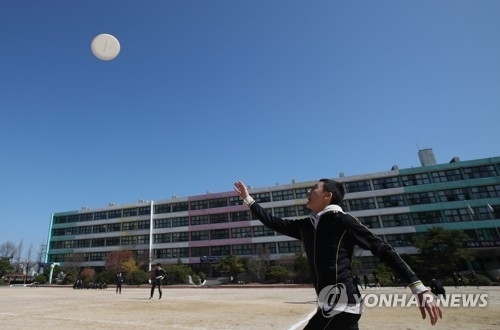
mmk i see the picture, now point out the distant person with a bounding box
[363,274,369,289]
[452,272,459,288]
[234,179,441,329]
[469,271,479,289]
[150,263,166,300]
[373,272,381,288]
[458,272,466,287]
[430,278,446,299]
[116,272,124,294]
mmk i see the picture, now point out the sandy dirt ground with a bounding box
[0,285,499,329]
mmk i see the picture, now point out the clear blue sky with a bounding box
[1,1,499,257]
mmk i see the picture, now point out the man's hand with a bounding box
[234,181,249,199]
[418,291,442,325]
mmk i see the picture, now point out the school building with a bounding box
[45,149,500,279]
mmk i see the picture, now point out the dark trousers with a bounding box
[304,309,361,330]
[150,279,162,298]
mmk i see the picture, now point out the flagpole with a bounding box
[485,200,500,240]
[466,202,480,241]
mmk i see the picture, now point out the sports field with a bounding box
[0,285,498,329]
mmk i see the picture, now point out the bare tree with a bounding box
[35,243,47,274]
[13,241,23,272]
[25,244,34,275]
[0,241,18,260]
[246,244,271,282]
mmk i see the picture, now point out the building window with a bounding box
[154,248,171,259]
[172,217,189,227]
[254,192,271,203]
[230,211,249,222]
[172,232,189,242]
[401,173,431,186]
[107,223,121,232]
[297,204,309,216]
[232,244,254,255]
[444,209,471,222]
[211,245,230,256]
[412,211,443,225]
[376,195,405,208]
[358,216,380,228]
[278,240,302,253]
[108,210,122,219]
[91,238,105,247]
[231,227,252,238]
[54,215,67,224]
[191,246,210,257]
[123,208,138,217]
[464,165,497,179]
[67,215,80,223]
[190,199,208,210]
[431,169,462,183]
[406,192,437,205]
[295,188,308,199]
[89,252,105,261]
[93,224,106,233]
[154,218,172,228]
[345,180,371,193]
[94,211,107,220]
[385,233,415,247]
[106,237,120,246]
[171,247,189,258]
[80,213,93,222]
[76,239,91,248]
[349,198,376,211]
[274,206,296,218]
[209,197,228,208]
[155,204,171,214]
[471,184,500,199]
[229,196,243,206]
[78,226,92,234]
[373,177,401,190]
[121,236,137,245]
[154,233,171,243]
[172,202,189,212]
[138,206,150,216]
[272,189,294,201]
[210,229,230,240]
[136,235,149,244]
[137,220,150,229]
[191,230,209,241]
[253,225,275,237]
[122,222,137,231]
[380,214,411,227]
[190,215,209,226]
[210,213,228,224]
[437,188,471,202]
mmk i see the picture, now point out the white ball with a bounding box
[91,34,121,61]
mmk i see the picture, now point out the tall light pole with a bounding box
[149,200,154,271]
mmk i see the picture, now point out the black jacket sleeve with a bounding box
[342,214,420,284]
[249,202,306,241]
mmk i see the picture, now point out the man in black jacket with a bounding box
[149,263,166,300]
[234,179,442,329]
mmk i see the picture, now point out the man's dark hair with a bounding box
[319,178,345,205]
[156,263,161,267]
